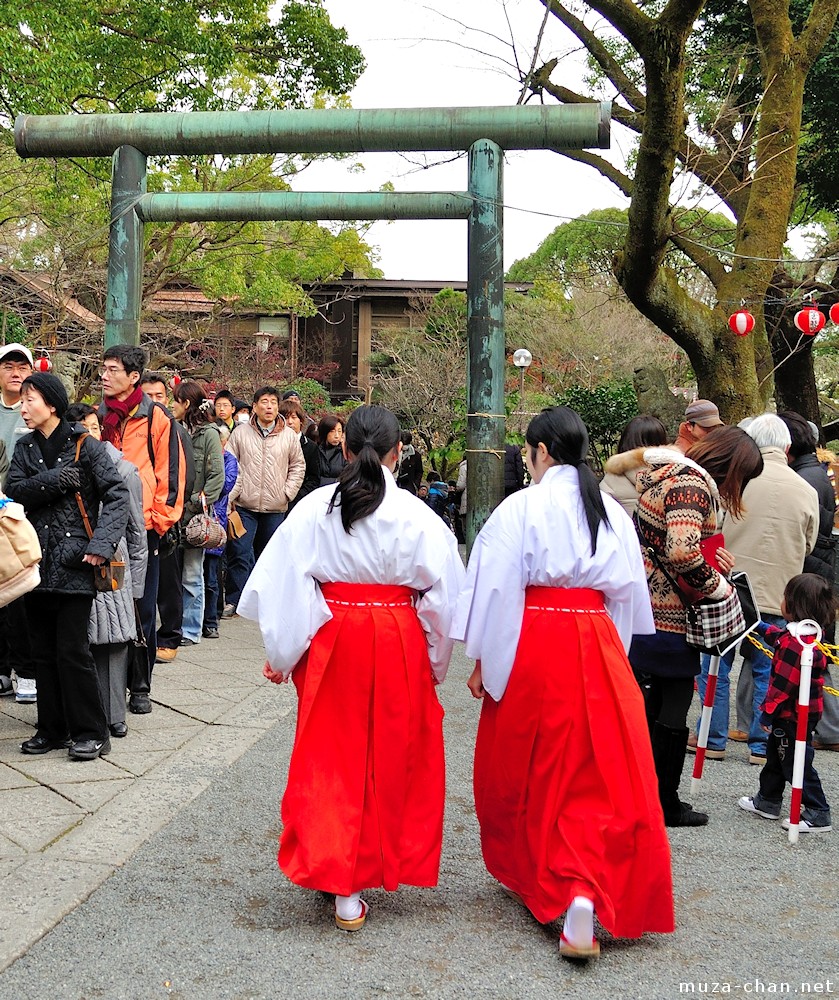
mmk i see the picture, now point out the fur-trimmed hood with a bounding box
[604,447,648,478]
[635,446,721,505]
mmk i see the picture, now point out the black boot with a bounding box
[650,722,708,827]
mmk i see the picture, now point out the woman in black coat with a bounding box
[317,413,347,487]
[6,373,129,761]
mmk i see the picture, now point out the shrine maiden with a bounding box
[451,406,674,959]
[239,405,464,932]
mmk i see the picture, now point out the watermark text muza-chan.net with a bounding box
[679,982,835,995]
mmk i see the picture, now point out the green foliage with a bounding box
[0,309,27,343]
[0,0,376,336]
[0,0,365,119]
[556,380,638,471]
[425,288,467,339]
[507,208,628,286]
[286,376,331,416]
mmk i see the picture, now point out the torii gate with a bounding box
[15,104,610,542]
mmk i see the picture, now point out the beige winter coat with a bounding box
[722,447,819,616]
[227,416,305,514]
[601,449,648,516]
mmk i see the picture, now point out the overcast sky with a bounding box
[291,0,629,280]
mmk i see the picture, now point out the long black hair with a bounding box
[327,405,401,533]
[525,406,610,555]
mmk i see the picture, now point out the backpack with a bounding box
[146,402,194,555]
[0,495,41,608]
[146,402,195,498]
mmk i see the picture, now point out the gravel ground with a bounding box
[0,645,836,1000]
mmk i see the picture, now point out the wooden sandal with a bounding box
[559,933,600,960]
[335,899,369,932]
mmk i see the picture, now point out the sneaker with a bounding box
[738,796,780,820]
[202,626,219,639]
[14,677,37,703]
[0,674,14,697]
[68,737,111,761]
[749,753,767,765]
[155,647,178,663]
[221,604,237,618]
[179,637,198,647]
[781,817,832,834]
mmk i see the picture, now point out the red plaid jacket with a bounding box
[759,623,826,723]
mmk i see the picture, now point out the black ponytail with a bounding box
[525,406,611,555]
[327,405,401,533]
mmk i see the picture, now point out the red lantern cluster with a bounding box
[728,309,755,336]
[794,307,826,336]
[33,355,52,372]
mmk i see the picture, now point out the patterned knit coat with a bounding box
[634,447,732,635]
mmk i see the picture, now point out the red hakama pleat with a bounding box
[278,582,445,895]
[474,587,675,936]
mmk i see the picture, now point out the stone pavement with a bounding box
[0,616,837,998]
[0,616,296,973]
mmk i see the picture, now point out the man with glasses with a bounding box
[0,342,37,704]
[98,345,186,713]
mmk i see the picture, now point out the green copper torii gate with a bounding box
[15,104,610,542]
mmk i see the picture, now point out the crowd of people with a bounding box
[1,341,836,958]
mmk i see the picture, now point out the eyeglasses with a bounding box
[0,362,31,373]
[98,365,125,376]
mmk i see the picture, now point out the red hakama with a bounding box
[474,587,675,936]
[279,582,445,895]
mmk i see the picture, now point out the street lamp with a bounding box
[512,348,532,432]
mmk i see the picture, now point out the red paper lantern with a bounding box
[169,374,182,389]
[830,302,839,326]
[794,307,826,336]
[33,355,52,372]
[728,309,755,336]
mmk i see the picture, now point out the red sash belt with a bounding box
[320,582,415,608]
[524,586,606,613]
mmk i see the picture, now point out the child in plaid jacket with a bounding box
[738,573,835,833]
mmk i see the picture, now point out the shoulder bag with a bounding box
[184,492,226,550]
[74,435,126,593]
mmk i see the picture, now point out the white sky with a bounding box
[291,0,629,280]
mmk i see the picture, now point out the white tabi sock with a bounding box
[563,895,595,947]
[335,892,363,921]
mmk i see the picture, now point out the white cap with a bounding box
[0,343,33,366]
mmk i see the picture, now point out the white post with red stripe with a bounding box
[787,619,822,845]
[691,654,720,795]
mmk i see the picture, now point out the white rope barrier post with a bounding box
[691,654,720,796]
[787,619,822,845]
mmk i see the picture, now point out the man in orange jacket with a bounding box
[99,344,185,714]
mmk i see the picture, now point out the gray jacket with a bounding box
[88,443,147,646]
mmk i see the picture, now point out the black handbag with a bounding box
[644,543,757,655]
[127,600,149,692]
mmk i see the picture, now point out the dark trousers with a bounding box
[135,529,161,691]
[157,545,184,649]
[758,720,831,821]
[225,509,284,608]
[633,672,695,731]
[203,554,222,630]
[24,591,106,743]
[0,595,34,680]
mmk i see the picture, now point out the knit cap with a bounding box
[21,372,69,418]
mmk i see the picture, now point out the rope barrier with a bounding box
[743,631,838,696]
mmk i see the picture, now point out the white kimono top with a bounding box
[451,464,655,700]
[238,467,465,682]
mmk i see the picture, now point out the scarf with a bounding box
[102,386,144,448]
[35,418,74,469]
